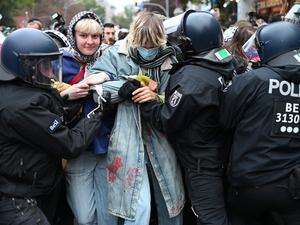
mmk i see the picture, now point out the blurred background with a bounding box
[0,0,298,33]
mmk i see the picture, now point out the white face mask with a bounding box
[137,47,159,61]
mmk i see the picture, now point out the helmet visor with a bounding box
[20,53,62,86]
[285,4,300,24]
[242,33,261,62]
[36,56,62,83]
[163,13,184,36]
[164,12,187,47]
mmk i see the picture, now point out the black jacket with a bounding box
[0,81,101,197]
[141,52,234,171]
[220,66,300,187]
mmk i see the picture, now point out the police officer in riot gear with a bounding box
[284,3,300,25]
[134,10,234,225]
[0,28,102,225]
[220,21,300,225]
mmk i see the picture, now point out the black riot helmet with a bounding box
[44,30,70,48]
[255,21,300,65]
[164,10,223,56]
[0,28,62,85]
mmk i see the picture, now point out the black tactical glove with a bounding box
[118,79,141,100]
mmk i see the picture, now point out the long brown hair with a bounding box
[226,25,256,60]
[127,11,167,48]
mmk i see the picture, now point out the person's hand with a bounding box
[83,72,110,86]
[118,79,141,100]
[132,86,157,103]
[148,80,158,92]
[60,82,90,100]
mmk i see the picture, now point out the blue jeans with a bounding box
[0,197,50,225]
[66,151,117,225]
[122,159,183,225]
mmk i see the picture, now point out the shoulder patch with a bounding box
[215,48,231,61]
[218,76,225,86]
[48,118,62,133]
[294,53,300,62]
[169,90,182,107]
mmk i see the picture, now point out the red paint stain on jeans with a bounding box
[107,156,123,183]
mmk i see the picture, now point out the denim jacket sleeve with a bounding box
[89,41,139,80]
[89,47,119,79]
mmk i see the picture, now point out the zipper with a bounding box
[18,158,24,178]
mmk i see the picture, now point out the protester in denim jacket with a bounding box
[90,11,185,225]
[57,11,117,225]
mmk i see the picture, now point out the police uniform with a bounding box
[0,28,102,225]
[220,21,300,225]
[141,48,234,225]
[221,66,300,225]
[0,80,102,223]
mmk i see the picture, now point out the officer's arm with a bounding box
[220,74,257,129]
[7,105,101,159]
[141,87,199,134]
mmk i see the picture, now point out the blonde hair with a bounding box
[127,11,167,48]
[75,18,102,35]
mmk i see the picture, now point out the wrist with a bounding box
[62,93,69,101]
[104,73,110,81]
[155,94,164,104]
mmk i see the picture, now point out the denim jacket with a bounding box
[90,39,185,220]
